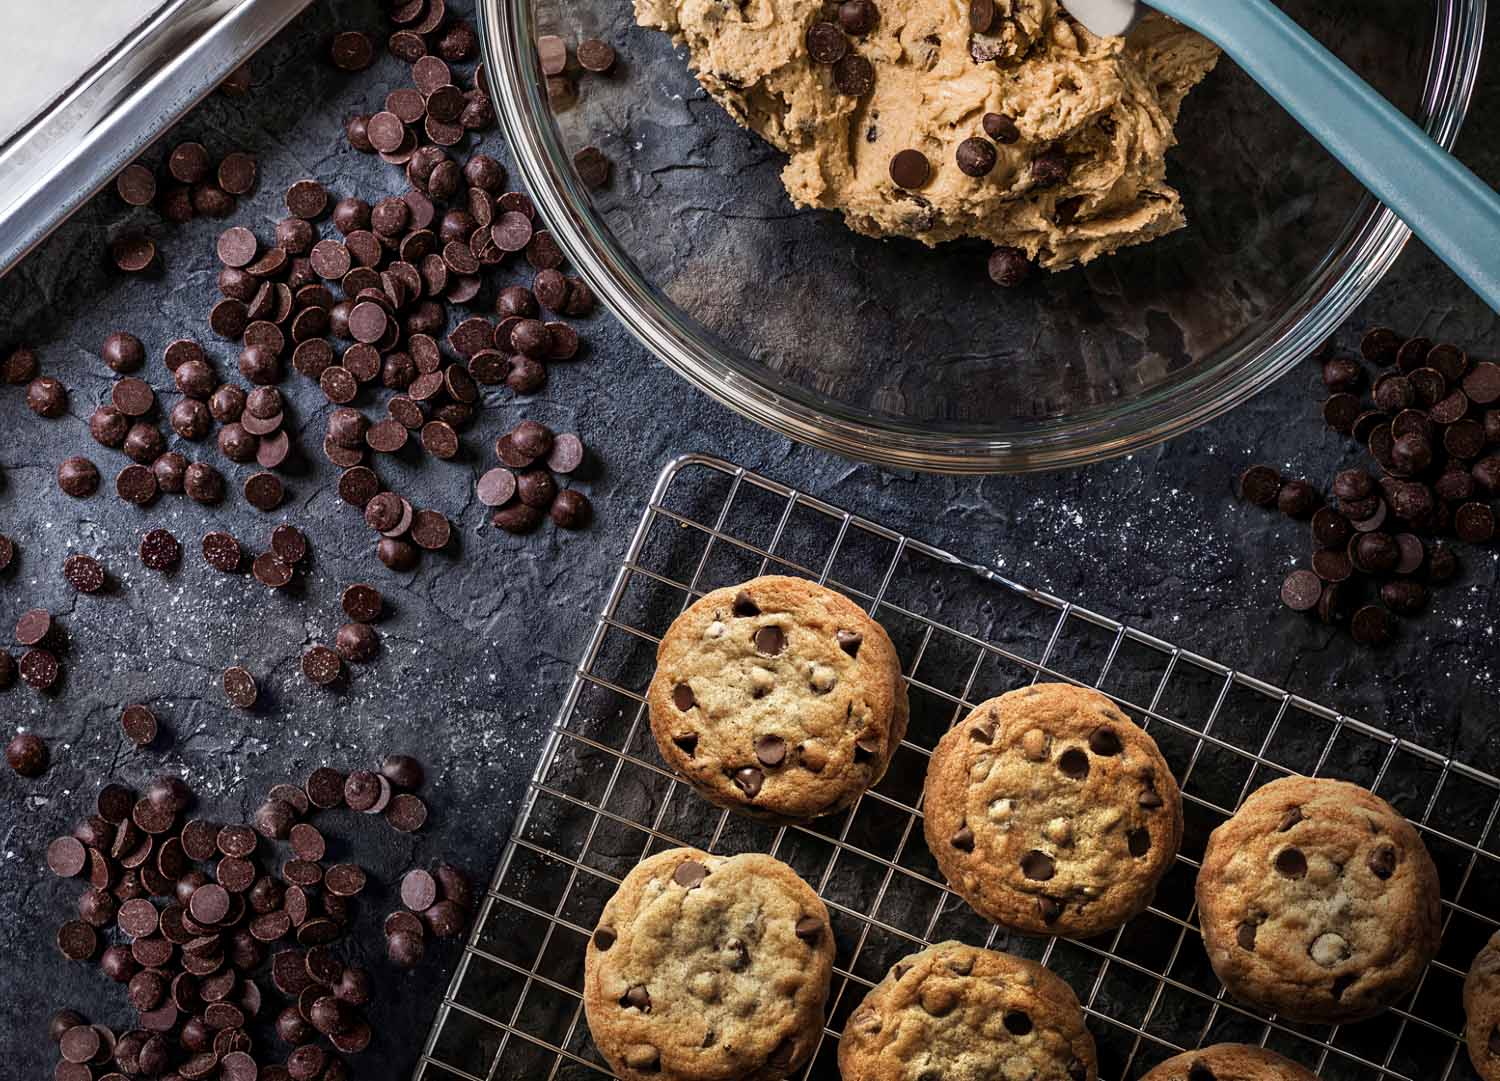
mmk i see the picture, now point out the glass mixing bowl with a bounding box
[479,0,1486,472]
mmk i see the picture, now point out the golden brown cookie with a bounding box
[647,575,907,823]
[1197,775,1442,1023]
[838,941,1097,1081]
[922,683,1183,936]
[1465,930,1500,1081]
[1139,1043,1319,1080]
[583,848,835,1081]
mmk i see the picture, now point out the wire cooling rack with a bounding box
[416,453,1500,1081]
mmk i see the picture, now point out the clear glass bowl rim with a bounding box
[479,0,1488,474]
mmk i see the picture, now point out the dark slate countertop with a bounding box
[1,2,1497,1078]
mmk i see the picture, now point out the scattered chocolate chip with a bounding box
[987,246,1030,287]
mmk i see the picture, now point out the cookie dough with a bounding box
[839,941,1097,1081]
[1196,775,1442,1024]
[1139,1043,1319,1081]
[1465,930,1500,1081]
[647,575,908,823]
[634,0,1220,269]
[923,683,1183,937]
[583,847,835,1081]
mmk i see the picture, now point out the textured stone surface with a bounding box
[0,1,1496,1078]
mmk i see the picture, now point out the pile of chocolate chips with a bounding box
[480,420,592,533]
[44,755,470,1080]
[310,10,600,564]
[533,32,617,187]
[1240,327,1499,644]
[88,330,248,509]
[111,141,262,272]
[11,606,66,693]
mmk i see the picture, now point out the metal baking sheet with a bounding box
[0,0,314,278]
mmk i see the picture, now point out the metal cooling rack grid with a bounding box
[417,453,1500,1081]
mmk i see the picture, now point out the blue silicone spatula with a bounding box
[1062,0,1500,314]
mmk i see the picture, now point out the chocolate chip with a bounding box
[951,825,975,852]
[754,625,786,655]
[1088,728,1121,756]
[969,0,994,31]
[1127,828,1152,857]
[988,246,1030,287]
[732,767,764,798]
[833,53,875,96]
[27,376,67,417]
[302,646,343,687]
[1274,846,1308,878]
[1031,147,1068,186]
[1358,842,1399,882]
[1361,327,1401,365]
[334,622,379,665]
[223,667,257,709]
[669,861,709,891]
[755,735,786,766]
[573,146,611,189]
[54,455,99,498]
[1236,464,1284,506]
[1277,480,1321,518]
[120,704,158,748]
[1057,747,1089,779]
[732,591,759,617]
[1381,580,1427,616]
[982,112,1020,144]
[551,489,592,529]
[1349,604,1394,646]
[889,149,930,189]
[955,137,997,178]
[1456,502,1496,543]
[111,233,157,272]
[621,985,652,1012]
[1020,850,1055,880]
[1279,570,1322,612]
[577,37,615,72]
[806,21,848,62]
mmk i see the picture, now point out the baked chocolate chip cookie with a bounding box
[583,847,835,1081]
[1197,775,1442,1023]
[1139,1043,1319,1080]
[1465,930,1500,1081]
[839,940,1097,1081]
[647,575,907,823]
[922,683,1183,936]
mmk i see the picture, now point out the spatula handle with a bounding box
[1155,0,1500,313]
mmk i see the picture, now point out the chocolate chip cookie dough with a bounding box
[633,0,1219,270]
[1139,1043,1319,1081]
[583,848,835,1081]
[1197,776,1442,1023]
[1465,930,1500,1081]
[839,941,1097,1081]
[647,575,907,822]
[923,683,1182,937]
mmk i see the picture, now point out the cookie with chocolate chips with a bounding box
[583,847,835,1081]
[1464,930,1500,1080]
[1197,776,1441,1023]
[1139,1043,1318,1080]
[647,575,907,823]
[839,941,1097,1081]
[922,683,1182,936]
